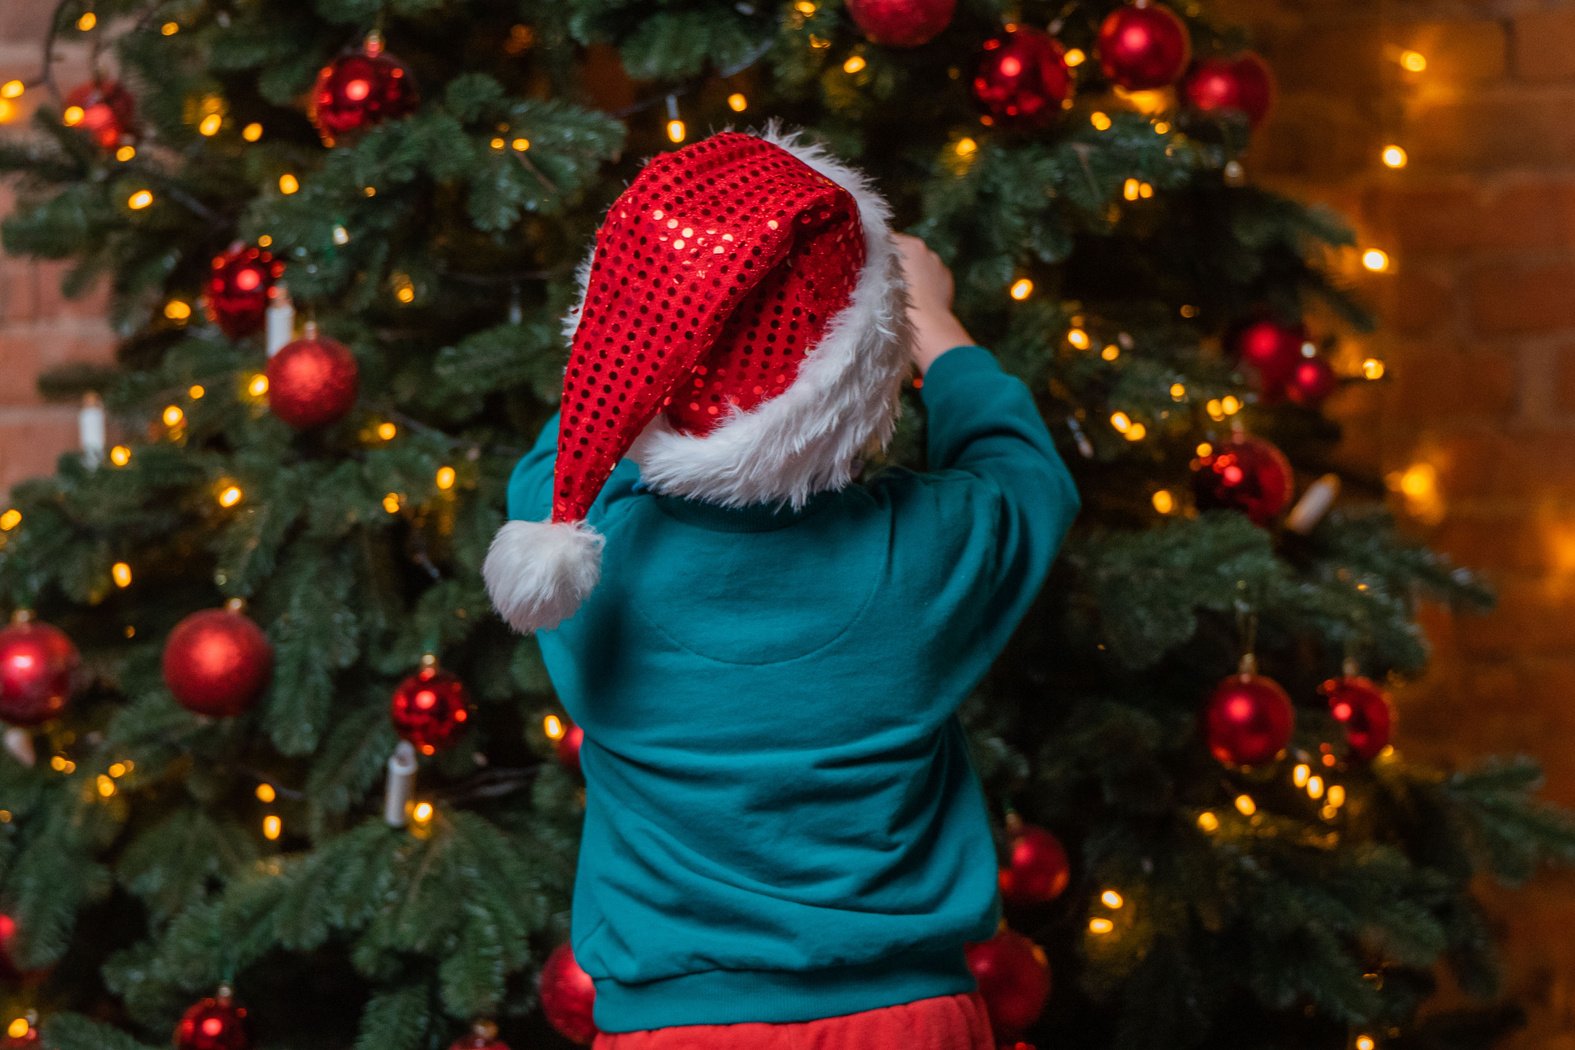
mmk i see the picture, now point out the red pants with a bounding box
[591,991,996,1050]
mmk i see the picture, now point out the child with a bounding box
[484,127,1080,1049]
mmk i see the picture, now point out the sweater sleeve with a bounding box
[907,344,1080,658]
[505,410,642,524]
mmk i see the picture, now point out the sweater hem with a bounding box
[589,945,978,1032]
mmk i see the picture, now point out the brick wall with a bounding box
[0,9,115,494]
[1219,0,1575,1043]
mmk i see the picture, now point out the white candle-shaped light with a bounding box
[3,726,36,767]
[383,739,418,826]
[265,285,296,357]
[79,392,106,468]
[1286,473,1341,534]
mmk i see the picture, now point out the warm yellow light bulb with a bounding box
[242,122,263,142]
[727,92,748,113]
[0,80,24,100]
[1399,49,1426,72]
[1381,144,1407,169]
[954,136,977,157]
[161,20,180,35]
[1064,48,1086,68]
[1153,120,1171,134]
[1355,1036,1375,1050]
[108,761,128,777]
[1101,344,1120,362]
[396,284,416,304]
[411,801,435,825]
[218,485,244,508]
[1293,763,1311,787]
[1138,181,1154,199]
[278,173,300,195]
[257,234,273,247]
[1152,489,1174,514]
[512,137,531,152]
[1361,357,1386,380]
[794,0,817,13]
[97,774,117,798]
[382,493,402,514]
[666,119,687,144]
[163,405,184,427]
[1235,794,1257,816]
[0,509,20,531]
[544,714,565,740]
[198,113,222,136]
[435,466,457,491]
[63,105,86,127]
[128,189,154,210]
[165,299,192,320]
[1125,422,1147,441]
[490,136,506,150]
[248,373,269,398]
[1327,784,1346,807]
[6,1019,28,1039]
[112,561,132,588]
[77,11,97,30]
[1067,328,1090,350]
[1221,395,1242,415]
[110,445,131,467]
[377,421,397,441]
[1109,411,1132,433]
[262,814,282,840]
[256,783,277,803]
[1169,382,1186,400]
[1362,248,1390,272]
[1009,278,1033,300]
[1123,177,1141,201]
[1195,441,1212,458]
[188,384,205,400]
[1101,890,1124,909]
[843,55,867,74]
[1088,917,1114,934]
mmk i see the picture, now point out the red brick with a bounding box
[1371,179,1575,255]
[1382,341,1518,421]
[1455,575,1575,658]
[1554,343,1575,415]
[1468,258,1575,335]
[1404,90,1575,172]
[1513,7,1575,83]
[0,327,118,405]
[0,410,76,495]
[1254,93,1374,181]
[1433,512,1565,574]
[1382,264,1459,337]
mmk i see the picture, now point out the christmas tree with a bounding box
[3,1,1574,1048]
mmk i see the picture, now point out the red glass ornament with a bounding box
[1230,317,1307,390]
[448,1022,510,1050]
[1097,2,1191,90]
[556,723,584,774]
[0,616,78,727]
[1191,434,1294,526]
[63,79,136,150]
[1284,355,1337,407]
[1182,52,1276,128]
[266,331,359,429]
[162,607,273,717]
[1202,669,1295,766]
[845,0,956,47]
[174,990,250,1050]
[998,818,1070,906]
[390,663,473,756]
[539,941,599,1045]
[309,39,419,147]
[1321,675,1393,761]
[973,27,1073,129]
[964,926,1051,1040]
[205,244,284,340]
[0,913,21,979]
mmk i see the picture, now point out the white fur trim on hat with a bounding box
[483,519,604,633]
[563,122,913,511]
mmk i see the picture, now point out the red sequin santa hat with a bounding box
[483,124,911,633]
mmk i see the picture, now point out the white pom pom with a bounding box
[482,520,605,633]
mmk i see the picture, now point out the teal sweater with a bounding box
[506,345,1080,1032]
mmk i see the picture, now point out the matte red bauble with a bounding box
[1321,675,1394,761]
[309,39,419,146]
[205,244,284,340]
[174,990,250,1050]
[1191,434,1295,526]
[845,0,956,47]
[539,941,599,1045]
[964,927,1051,1040]
[0,913,21,979]
[973,27,1073,129]
[1097,2,1191,90]
[63,80,137,150]
[1284,355,1338,407]
[556,723,585,774]
[266,331,359,429]
[162,607,273,717]
[1182,52,1276,127]
[0,616,78,727]
[448,1022,510,1050]
[998,818,1070,905]
[390,664,473,756]
[1202,670,1295,766]
[1230,317,1307,390]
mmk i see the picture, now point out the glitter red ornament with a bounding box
[845,0,956,47]
[390,659,473,756]
[309,35,419,147]
[539,941,599,1045]
[266,327,359,429]
[1283,355,1337,408]
[162,604,273,718]
[205,243,284,340]
[63,79,137,150]
[448,1021,510,1050]
[1322,674,1394,761]
[1202,660,1295,767]
[0,613,78,727]
[1191,434,1295,526]
[998,814,1070,906]
[174,988,250,1050]
[556,723,584,774]
[964,926,1051,1041]
[1182,52,1276,128]
[1097,2,1192,90]
[973,27,1073,129]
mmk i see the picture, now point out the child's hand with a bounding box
[893,233,975,377]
